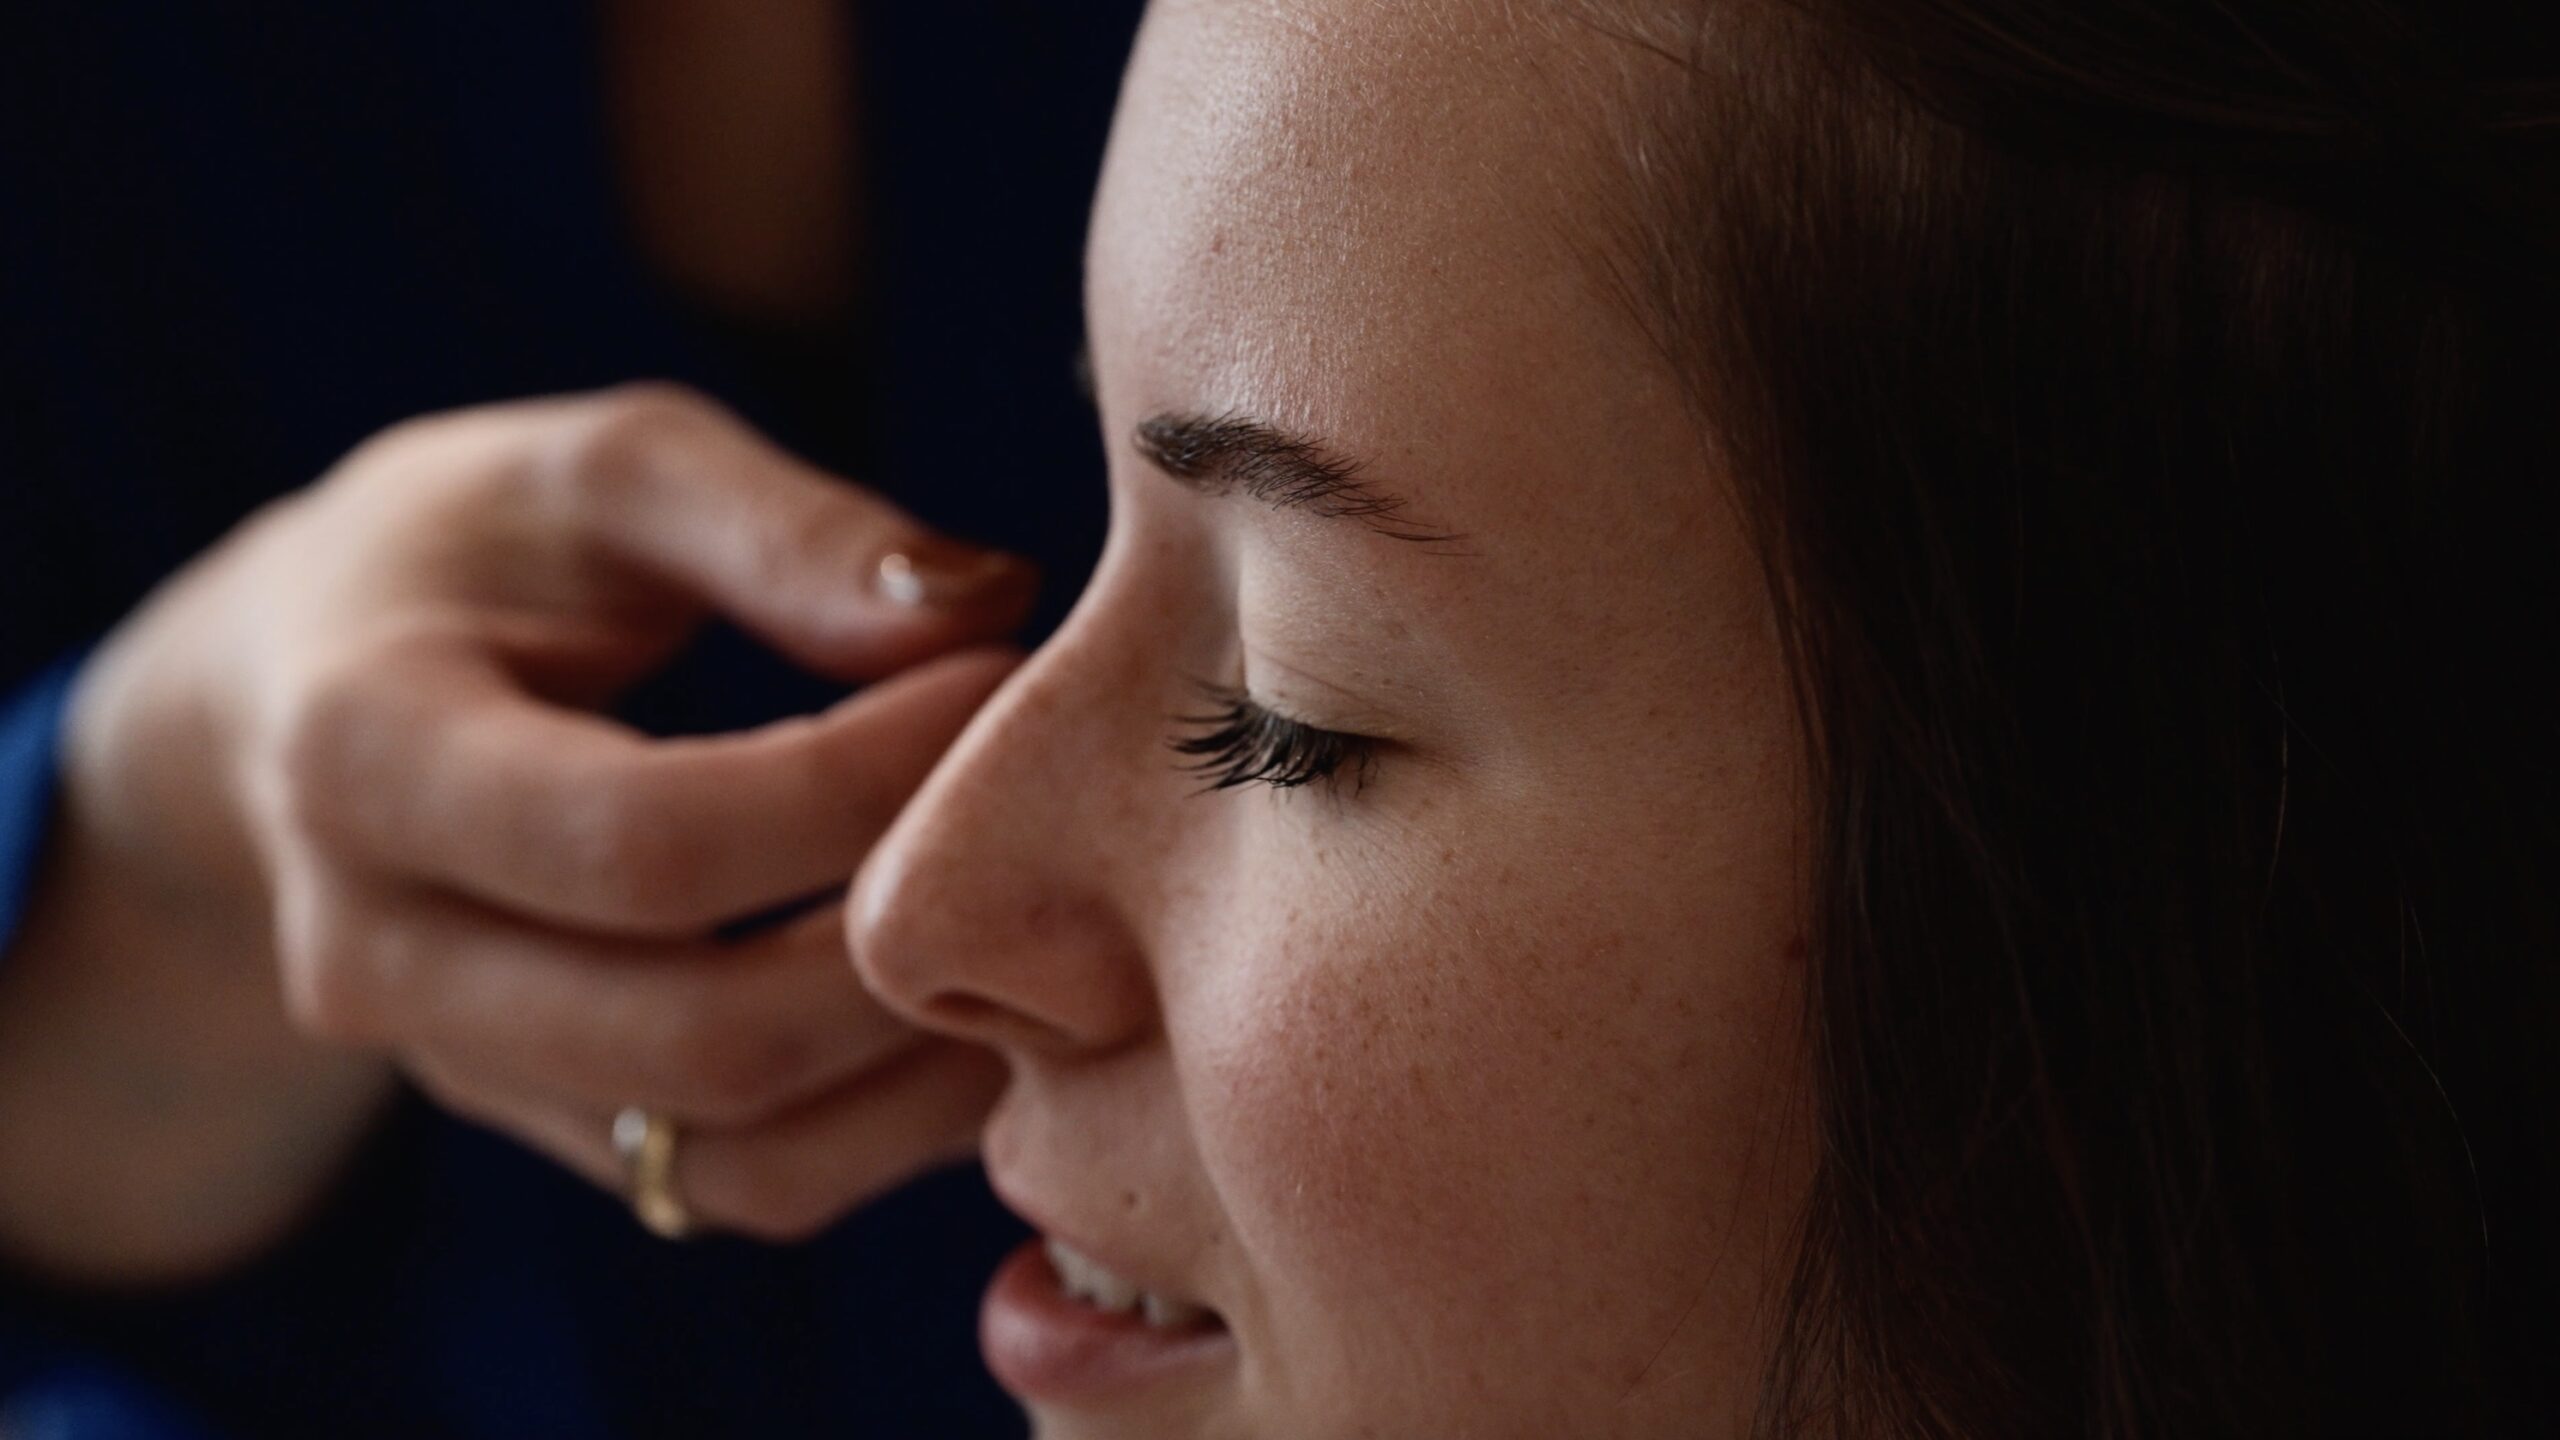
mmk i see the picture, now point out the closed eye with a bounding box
[1171,684,1375,795]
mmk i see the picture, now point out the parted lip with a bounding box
[983,1162,1224,1319]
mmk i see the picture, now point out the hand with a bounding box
[0,385,1027,1277]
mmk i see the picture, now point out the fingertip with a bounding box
[870,539,1042,615]
[794,564,1041,682]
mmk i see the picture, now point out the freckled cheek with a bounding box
[1169,850,1809,1367]
[1174,888,1677,1307]
[1187,954,1482,1266]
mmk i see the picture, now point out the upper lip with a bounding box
[986,1167,1222,1314]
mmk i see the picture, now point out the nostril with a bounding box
[925,992,1053,1049]
[929,993,1011,1030]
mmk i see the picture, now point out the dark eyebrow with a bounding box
[1133,412,1457,545]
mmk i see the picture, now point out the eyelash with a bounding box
[1171,685,1375,795]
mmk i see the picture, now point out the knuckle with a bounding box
[272,877,431,1049]
[328,411,446,479]
[542,383,720,504]
[274,897,380,1045]
[601,378,715,419]
[264,667,378,846]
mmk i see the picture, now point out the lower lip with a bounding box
[979,1239,1237,1406]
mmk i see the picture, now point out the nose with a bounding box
[848,632,1159,1060]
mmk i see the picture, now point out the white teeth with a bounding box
[1139,1292,1213,1330]
[1045,1238,1213,1329]
[1046,1238,1139,1313]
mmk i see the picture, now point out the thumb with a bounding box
[556,385,1040,679]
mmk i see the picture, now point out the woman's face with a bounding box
[849,3,1810,1436]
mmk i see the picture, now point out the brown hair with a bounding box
[1593,3,2557,1434]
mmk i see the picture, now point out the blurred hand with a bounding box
[1,384,1026,1275]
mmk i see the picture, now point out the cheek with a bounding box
[1171,816,1810,1411]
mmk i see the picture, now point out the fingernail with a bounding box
[874,537,1034,608]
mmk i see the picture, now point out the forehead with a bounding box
[1090,0,1640,433]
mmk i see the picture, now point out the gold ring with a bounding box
[612,1106,692,1239]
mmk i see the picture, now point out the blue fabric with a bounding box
[0,648,244,1431]
[0,1362,228,1440]
[0,2,1144,1434]
[0,656,81,958]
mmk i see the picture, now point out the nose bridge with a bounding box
[849,610,1159,1056]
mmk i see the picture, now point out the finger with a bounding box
[408,1042,1006,1243]
[287,644,1020,937]
[678,1043,1005,1241]
[528,384,1039,679]
[282,888,922,1127]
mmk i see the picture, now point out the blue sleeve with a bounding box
[0,1363,229,1440]
[0,652,86,961]
[0,650,236,1437]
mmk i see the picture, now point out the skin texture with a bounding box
[851,3,1814,1436]
[0,386,1023,1280]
